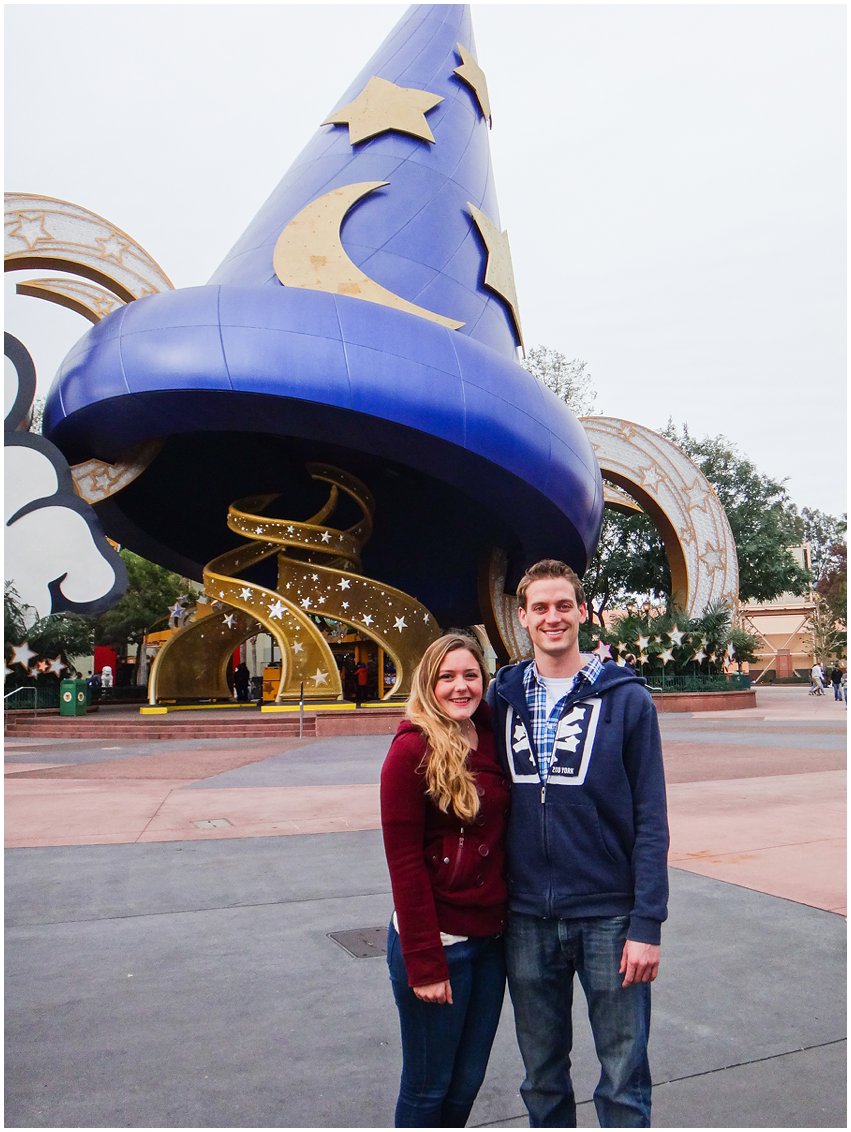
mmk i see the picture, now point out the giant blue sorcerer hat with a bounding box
[44,5,602,625]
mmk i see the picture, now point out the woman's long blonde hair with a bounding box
[406,633,489,822]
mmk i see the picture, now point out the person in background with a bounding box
[355,660,369,706]
[829,663,843,702]
[234,661,251,702]
[380,633,509,1127]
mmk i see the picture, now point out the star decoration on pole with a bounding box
[636,635,650,651]
[453,43,492,126]
[46,656,66,678]
[659,647,675,665]
[322,76,443,145]
[592,640,612,661]
[692,648,707,664]
[467,204,524,350]
[670,626,685,646]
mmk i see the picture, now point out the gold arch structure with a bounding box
[149,465,442,705]
[5,192,173,501]
[580,416,739,615]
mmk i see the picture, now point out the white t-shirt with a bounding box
[541,675,575,716]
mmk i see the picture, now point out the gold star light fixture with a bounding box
[468,203,524,351]
[322,76,443,146]
[454,43,492,126]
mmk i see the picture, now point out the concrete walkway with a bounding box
[5,686,846,1127]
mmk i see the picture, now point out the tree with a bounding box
[5,582,30,643]
[580,511,669,629]
[523,346,599,416]
[92,551,187,650]
[5,582,94,683]
[660,422,811,603]
[815,540,847,626]
[581,424,812,613]
[807,593,846,663]
[794,508,846,627]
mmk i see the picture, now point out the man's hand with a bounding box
[619,940,660,987]
[413,979,453,1004]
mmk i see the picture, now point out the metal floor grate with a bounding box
[328,926,387,958]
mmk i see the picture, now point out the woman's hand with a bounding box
[413,980,453,1005]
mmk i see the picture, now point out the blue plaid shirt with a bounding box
[523,655,604,782]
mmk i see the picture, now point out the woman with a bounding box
[380,633,510,1128]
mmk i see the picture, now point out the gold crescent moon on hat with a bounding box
[272,181,464,331]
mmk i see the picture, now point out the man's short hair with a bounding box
[517,559,586,609]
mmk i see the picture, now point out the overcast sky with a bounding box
[5,3,847,518]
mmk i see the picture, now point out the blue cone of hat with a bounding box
[43,4,602,626]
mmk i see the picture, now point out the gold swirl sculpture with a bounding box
[148,465,441,705]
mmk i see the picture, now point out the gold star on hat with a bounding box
[468,204,524,350]
[454,43,492,127]
[322,75,443,146]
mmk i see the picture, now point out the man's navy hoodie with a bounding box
[487,659,669,945]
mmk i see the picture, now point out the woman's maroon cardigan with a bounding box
[379,704,510,987]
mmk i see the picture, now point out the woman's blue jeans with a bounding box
[387,923,506,1127]
[506,912,652,1128]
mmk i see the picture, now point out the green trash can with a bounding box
[59,679,89,716]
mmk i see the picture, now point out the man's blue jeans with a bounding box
[506,912,652,1128]
[387,923,506,1127]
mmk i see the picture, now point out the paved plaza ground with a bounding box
[4,686,846,1128]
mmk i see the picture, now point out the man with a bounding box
[809,661,825,696]
[487,560,669,1128]
[829,664,843,702]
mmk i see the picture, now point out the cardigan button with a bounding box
[478,844,490,857]
[443,857,450,864]
[476,785,485,797]
[475,876,485,887]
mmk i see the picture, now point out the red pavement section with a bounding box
[5,688,846,914]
